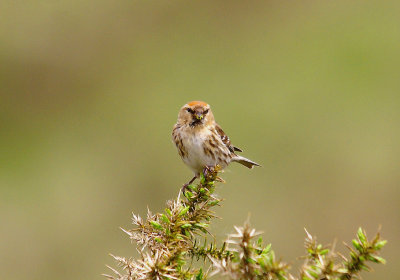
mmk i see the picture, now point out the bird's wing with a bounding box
[215,123,243,153]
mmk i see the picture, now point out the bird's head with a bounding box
[177,101,214,127]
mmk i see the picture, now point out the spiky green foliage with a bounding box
[209,223,290,280]
[104,168,386,280]
[299,227,387,280]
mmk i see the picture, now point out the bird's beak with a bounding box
[195,113,204,120]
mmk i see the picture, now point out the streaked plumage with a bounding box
[172,101,260,181]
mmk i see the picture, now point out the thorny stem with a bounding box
[105,167,387,280]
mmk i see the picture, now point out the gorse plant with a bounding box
[104,167,386,280]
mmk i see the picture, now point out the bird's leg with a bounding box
[202,165,212,177]
[182,176,197,192]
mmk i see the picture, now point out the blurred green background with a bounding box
[1,0,399,279]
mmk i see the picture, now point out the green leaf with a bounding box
[150,221,163,231]
[350,251,358,260]
[375,240,387,250]
[357,227,367,246]
[184,191,193,199]
[160,214,169,224]
[207,200,219,206]
[196,268,203,280]
[165,208,172,217]
[179,206,190,217]
[193,223,209,234]
[375,256,386,264]
[309,270,319,278]
[200,172,205,184]
[337,268,349,274]
[368,254,386,264]
[262,244,272,255]
[181,223,192,229]
[194,223,208,228]
[277,273,287,280]
[258,257,267,268]
[360,264,370,271]
[320,249,329,255]
[352,239,363,252]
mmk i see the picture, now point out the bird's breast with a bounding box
[180,129,212,169]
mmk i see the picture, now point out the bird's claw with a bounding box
[182,176,197,192]
[202,166,213,177]
[181,183,189,192]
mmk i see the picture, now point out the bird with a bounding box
[172,101,260,187]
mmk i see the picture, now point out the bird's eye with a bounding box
[186,108,194,114]
[204,109,209,114]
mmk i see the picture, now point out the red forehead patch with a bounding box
[187,100,208,107]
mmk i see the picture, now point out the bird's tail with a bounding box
[232,156,261,169]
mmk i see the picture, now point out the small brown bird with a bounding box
[172,101,260,186]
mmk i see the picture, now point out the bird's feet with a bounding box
[181,166,220,192]
[202,166,213,177]
[181,176,197,192]
[181,183,189,192]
